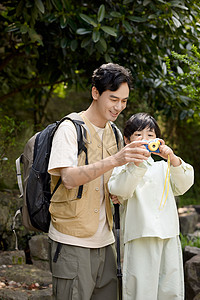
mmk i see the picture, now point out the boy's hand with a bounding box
[110,194,121,205]
[156,139,181,166]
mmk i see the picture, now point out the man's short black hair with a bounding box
[124,113,161,140]
[92,63,133,95]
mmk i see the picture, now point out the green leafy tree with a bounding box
[162,45,200,204]
[1,0,200,125]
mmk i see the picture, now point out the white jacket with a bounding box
[108,156,194,244]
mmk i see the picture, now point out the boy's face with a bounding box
[125,126,156,144]
[92,82,129,126]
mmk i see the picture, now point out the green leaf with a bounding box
[148,14,156,20]
[98,37,107,52]
[76,28,92,35]
[123,0,133,4]
[51,0,63,11]
[48,14,57,23]
[61,37,68,48]
[154,78,162,88]
[162,62,167,75]
[180,110,187,120]
[81,37,92,48]
[101,26,117,37]
[60,15,67,29]
[110,11,122,18]
[70,40,78,51]
[127,16,147,22]
[177,66,184,75]
[67,19,77,31]
[172,5,188,10]
[172,16,181,28]
[92,30,100,43]
[79,14,98,27]
[104,53,112,63]
[35,0,45,14]
[97,5,105,23]
[143,0,151,6]
[61,0,68,9]
[170,1,188,10]
[122,20,133,34]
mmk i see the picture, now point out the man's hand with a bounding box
[113,140,150,166]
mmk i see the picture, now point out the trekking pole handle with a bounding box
[114,203,120,230]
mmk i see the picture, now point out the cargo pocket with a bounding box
[52,256,79,300]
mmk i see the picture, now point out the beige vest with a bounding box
[49,115,121,237]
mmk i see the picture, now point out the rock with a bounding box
[29,235,50,271]
[183,246,200,264]
[196,223,200,231]
[179,207,199,234]
[194,292,200,300]
[185,255,200,300]
[193,205,200,215]
[188,231,200,239]
[0,250,25,265]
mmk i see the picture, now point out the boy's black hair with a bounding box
[124,113,161,140]
[92,63,133,95]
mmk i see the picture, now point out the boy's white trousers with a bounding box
[123,236,184,300]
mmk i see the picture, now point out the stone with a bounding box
[195,223,200,230]
[29,235,50,270]
[185,255,200,300]
[183,246,200,264]
[0,250,25,265]
[194,292,200,300]
[193,205,200,215]
[29,235,49,261]
[179,208,199,234]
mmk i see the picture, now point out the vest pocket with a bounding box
[106,144,118,156]
[50,184,88,219]
[51,182,88,202]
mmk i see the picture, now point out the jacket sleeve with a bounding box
[108,162,147,201]
[170,158,194,196]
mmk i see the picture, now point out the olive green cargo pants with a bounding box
[48,239,118,300]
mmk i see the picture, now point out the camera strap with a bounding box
[159,155,170,210]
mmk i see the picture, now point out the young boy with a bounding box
[108,112,194,300]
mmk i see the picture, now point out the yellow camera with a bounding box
[144,138,161,153]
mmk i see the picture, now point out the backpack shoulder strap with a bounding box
[110,122,123,150]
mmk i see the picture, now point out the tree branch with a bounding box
[0,78,68,103]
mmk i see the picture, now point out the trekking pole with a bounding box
[114,203,122,300]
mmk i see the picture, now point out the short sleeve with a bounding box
[48,120,78,176]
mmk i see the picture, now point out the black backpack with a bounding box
[15,113,120,233]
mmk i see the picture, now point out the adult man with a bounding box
[48,63,150,300]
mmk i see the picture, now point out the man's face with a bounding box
[92,82,129,126]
